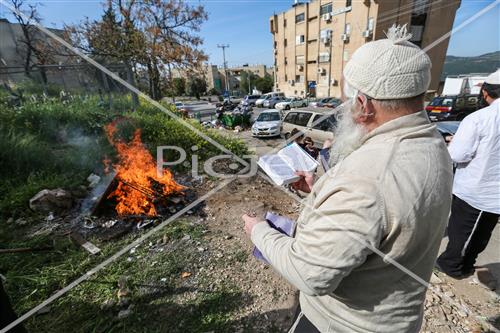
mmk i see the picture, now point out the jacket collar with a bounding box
[361,110,431,145]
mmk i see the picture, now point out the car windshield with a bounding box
[430,97,454,106]
[257,112,280,121]
[285,98,293,102]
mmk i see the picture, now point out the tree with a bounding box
[67,0,208,102]
[255,75,274,93]
[187,77,207,99]
[239,70,258,95]
[172,77,186,96]
[9,0,54,86]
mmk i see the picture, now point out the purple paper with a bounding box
[253,212,296,264]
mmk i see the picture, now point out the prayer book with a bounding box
[253,212,295,264]
[257,142,319,186]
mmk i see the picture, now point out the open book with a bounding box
[257,142,319,186]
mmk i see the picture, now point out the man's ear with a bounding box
[357,94,374,118]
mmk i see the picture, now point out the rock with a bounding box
[444,291,454,298]
[15,218,28,226]
[181,235,191,241]
[117,309,132,319]
[6,217,13,224]
[87,173,101,188]
[430,273,443,284]
[29,188,73,213]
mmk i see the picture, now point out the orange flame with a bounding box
[104,121,183,216]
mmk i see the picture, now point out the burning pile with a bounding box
[104,120,183,216]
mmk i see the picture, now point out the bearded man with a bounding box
[242,26,453,332]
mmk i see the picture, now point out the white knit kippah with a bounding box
[343,24,432,100]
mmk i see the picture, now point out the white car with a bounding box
[174,102,184,109]
[275,97,307,110]
[251,110,282,138]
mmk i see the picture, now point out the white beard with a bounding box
[329,100,368,166]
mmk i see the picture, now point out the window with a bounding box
[307,60,317,64]
[295,112,312,126]
[274,41,277,48]
[319,52,330,63]
[296,55,305,65]
[313,114,337,131]
[344,23,351,35]
[284,38,288,47]
[295,75,304,83]
[296,13,305,23]
[285,57,288,65]
[284,18,287,27]
[296,35,305,45]
[284,112,298,124]
[320,3,332,15]
[346,0,352,7]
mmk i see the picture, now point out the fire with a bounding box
[104,120,183,216]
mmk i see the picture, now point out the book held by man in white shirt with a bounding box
[257,142,319,186]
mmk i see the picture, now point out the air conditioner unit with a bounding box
[288,80,295,86]
[362,30,372,38]
[317,68,326,74]
[274,49,278,54]
[320,37,331,44]
[297,65,304,71]
[341,34,350,42]
[322,13,332,21]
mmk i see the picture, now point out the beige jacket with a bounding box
[252,111,453,332]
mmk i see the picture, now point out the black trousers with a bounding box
[437,195,499,278]
[289,305,320,333]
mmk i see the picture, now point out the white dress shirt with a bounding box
[448,98,500,214]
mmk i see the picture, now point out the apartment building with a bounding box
[270,0,461,98]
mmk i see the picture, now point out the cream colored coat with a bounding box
[252,111,453,332]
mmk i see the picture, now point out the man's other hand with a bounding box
[292,171,315,193]
[242,214,265,237]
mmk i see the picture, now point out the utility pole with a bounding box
[217,44,230,97]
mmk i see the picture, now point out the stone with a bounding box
[29,188,73,213]
[117,309,132,319]
[15,218,28,226]
[87,173,101,188]
[6,217,13,224]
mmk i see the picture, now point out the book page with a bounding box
[257,154,298,185]
[278,143,318,172]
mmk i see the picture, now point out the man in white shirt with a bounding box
[437,69,500,280]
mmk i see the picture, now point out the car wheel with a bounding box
[284,132,291,140]
[285,105,291,110]
[302,103,307,107]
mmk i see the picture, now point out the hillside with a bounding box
[441,51,500,79]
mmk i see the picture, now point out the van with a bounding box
[241,94,261,106]
[255,92,286,107]
[425,94,479,121]
[281,107,336,144]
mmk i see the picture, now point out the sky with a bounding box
[1,0,499,67]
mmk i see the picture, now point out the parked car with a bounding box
[241,94,261,106]
[322,98,342,108]
[309,97,335,108]
[275,97,308,110]
[255,92,286,107]
[263,96,287,108]
[281,107,336,144]
[425,94,479,121]
[174,102,184,109]
[251,110,282,138]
